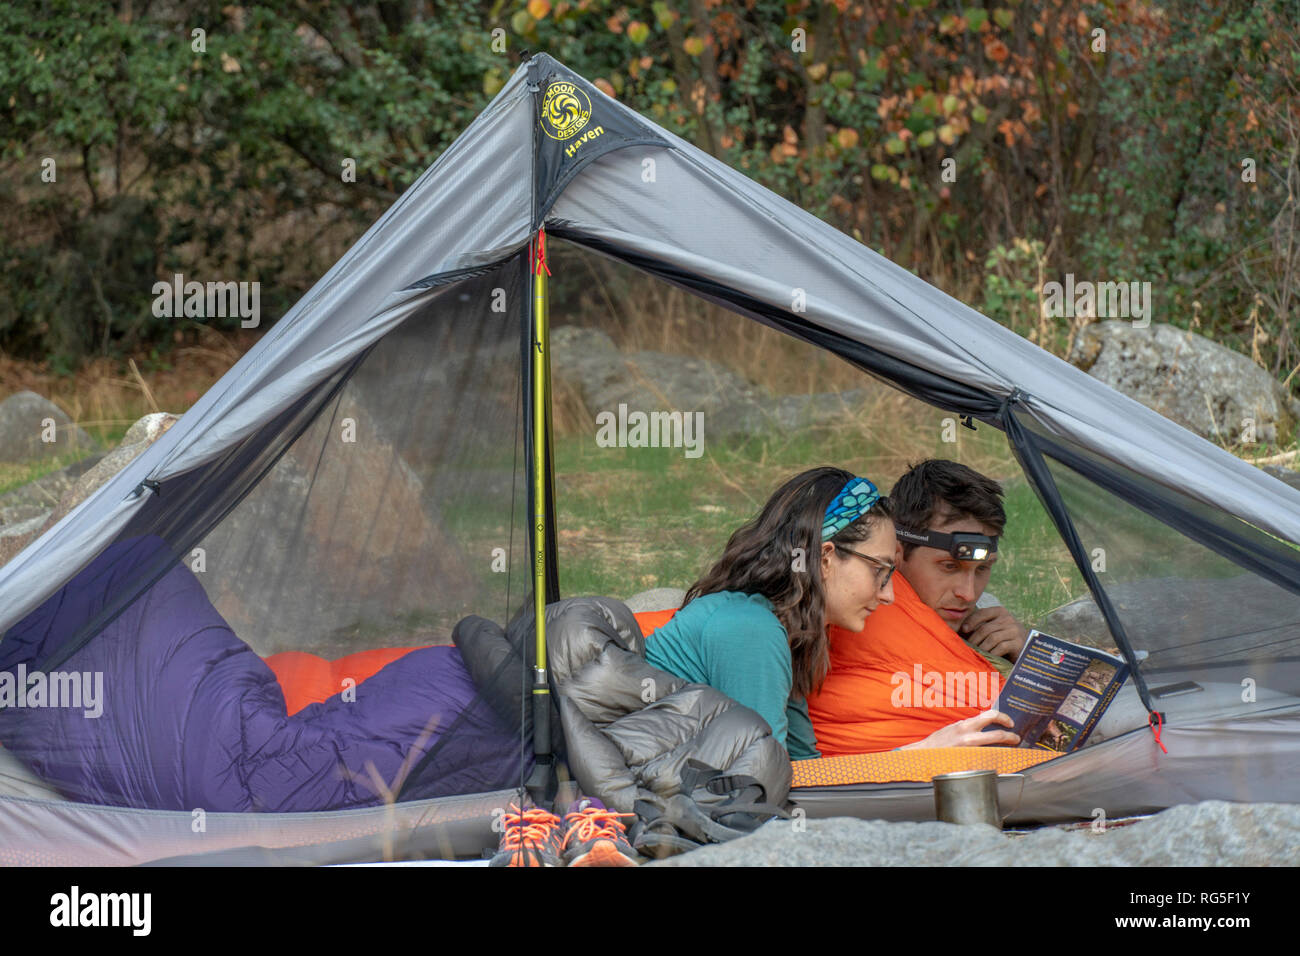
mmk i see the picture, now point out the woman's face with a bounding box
[820,518,897,633]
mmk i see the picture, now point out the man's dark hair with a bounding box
[889,459,1006,558]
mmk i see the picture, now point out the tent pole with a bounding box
[525,227,556,807]
[1002,396,1162,727]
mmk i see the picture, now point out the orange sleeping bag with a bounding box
[632,607,678,638]
[263,607,683,720]
[807,573,1005,755]
[264,646,427,716]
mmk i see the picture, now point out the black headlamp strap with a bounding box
[896,527,998,558]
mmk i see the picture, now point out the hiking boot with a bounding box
[489,805,565,867]
[561,797,640,867]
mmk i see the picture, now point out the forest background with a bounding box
[0,0,1295,431]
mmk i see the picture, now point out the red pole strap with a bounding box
[1148,711,1168,754]
[534,227,552,276]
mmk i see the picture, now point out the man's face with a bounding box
[895,512,1000,631]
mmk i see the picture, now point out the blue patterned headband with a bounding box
[822,477,881,541]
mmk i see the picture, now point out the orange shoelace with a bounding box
[499,806,562,851]
[562,807,637,847]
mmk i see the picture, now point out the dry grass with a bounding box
[0,324,261,447]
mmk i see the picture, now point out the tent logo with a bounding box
[564,126,605,159]
[540,81,592,141]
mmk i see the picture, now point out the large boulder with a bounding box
[549,326,874,444]
[1037,575,1300,663]
[711,390,874,439]
[0,453,104,567]
[550,325,765,420]
[1068,321,1297,445]
[55,413,179,517]
[343,328,519,469]
[1,396,484,657]
[0,452,104,530]
[0,414,175,568]
[0,391,96,464]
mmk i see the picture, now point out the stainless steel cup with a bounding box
[933,769,1001,828]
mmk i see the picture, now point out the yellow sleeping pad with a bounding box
[791,747,1061,787]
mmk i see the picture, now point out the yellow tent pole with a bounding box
[531,227,552,764]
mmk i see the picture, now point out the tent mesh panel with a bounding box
[1042,451,1300,689]
[0,259,536,812]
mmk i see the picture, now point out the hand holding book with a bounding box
[981,630,1131,753]
[899,709,1021,749]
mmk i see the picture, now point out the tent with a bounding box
[1,53,1298,865]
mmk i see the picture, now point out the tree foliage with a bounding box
[0,0,1295,389]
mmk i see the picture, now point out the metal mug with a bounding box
[933,769,1001,828]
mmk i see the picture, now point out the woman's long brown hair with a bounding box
[682,466,893,699]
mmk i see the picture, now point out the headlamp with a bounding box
[896,527,998,561]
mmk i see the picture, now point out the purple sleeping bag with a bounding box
[0,535,523,811]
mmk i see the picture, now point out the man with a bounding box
[806,459,1029,755]
[890,459,1028,667]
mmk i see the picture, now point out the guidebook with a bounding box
[986,629,1130,753]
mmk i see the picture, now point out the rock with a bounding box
[1037,575,1300,662]
[650,800,1299,866]
[550,325,619,365]
[1068,322,1295,445]
[550,326,766,423]
[341,320,519,469]
[1262,464,1300,492]
[623,587,686,613]
[550,326,878,444]
[0,452,103,528]
[0,412,178,568]
[0,391,96,463]
[0,452,109,568]
[0,512,51,545]
[53,413,179,518]
[711,390,873,439]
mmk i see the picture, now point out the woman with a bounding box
[643,466,1017,759]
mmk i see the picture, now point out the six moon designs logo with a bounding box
[540,81,592,141]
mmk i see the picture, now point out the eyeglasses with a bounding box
[833,543,896,589]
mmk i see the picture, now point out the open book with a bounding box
[986,630,1130,753]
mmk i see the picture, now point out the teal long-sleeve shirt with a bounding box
[643,590,821,760]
